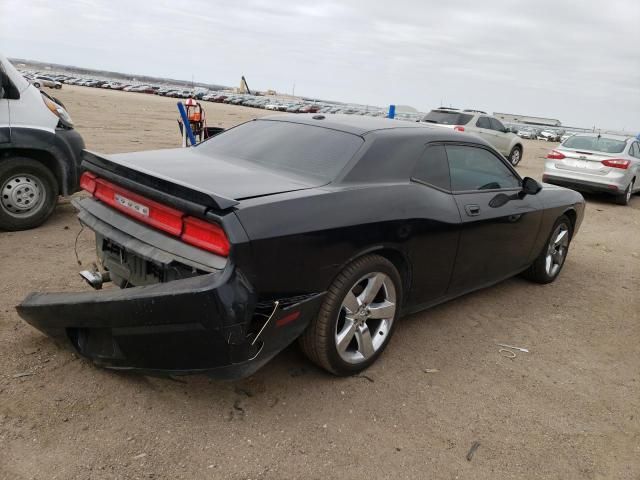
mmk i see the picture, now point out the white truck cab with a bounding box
[0,54,85,230]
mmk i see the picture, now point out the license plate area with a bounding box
[97,235,199,287]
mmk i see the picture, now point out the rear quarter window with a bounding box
[197,120,364,181]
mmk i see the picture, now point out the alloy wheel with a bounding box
[545,223,569,277]
[335,272,397,364]
[510,148,521,165]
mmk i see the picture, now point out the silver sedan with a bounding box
[542,133,640,205]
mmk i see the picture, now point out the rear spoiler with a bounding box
[81,151,239,214]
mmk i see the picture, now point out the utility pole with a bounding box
[292,82,296,97]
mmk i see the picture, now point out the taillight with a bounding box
[80,171,97,193]
[80,173,230,256]
[547,150,565,160]
[181,216,230,256]
[93,178,184,236]
[601,158,630,169]
[454,125,465,132]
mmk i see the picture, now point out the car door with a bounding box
[630,142,640,192]
[489,118,510,155]
[406,144,461,307]
[0,65,10,144]
[444,143,543,294]
[474,116,497,147]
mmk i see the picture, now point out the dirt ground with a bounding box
[1,86,639,479]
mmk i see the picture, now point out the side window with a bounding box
[476,116,491,129]
[445,145,520,191]
[490,118,505,132]
[412,145,451,191]
[632,142,640,159]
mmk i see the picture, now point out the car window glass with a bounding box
[445,145,520,191]
[490,118,505,132]
[412,145,451,191]
[563,135,626,154]
[421,111,473,125]
[197,119,364,181]
[476,117,491,129]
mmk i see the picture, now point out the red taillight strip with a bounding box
[79,171,230,257]
[601,158,630,170]
[79,171,97,193]
[93,178,184,236]
[182,216,230,256]
[546,150,565,160]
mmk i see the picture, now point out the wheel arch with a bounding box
[334,245,412,304]
[0,148,64,195]
[561,207,577,237]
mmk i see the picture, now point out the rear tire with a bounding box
[0,158,58,231]
[522,215,572,284]
[299,254,402,376]
[614,179,634,206]
[508,146,522,166]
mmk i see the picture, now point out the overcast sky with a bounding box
[1,0,639,131]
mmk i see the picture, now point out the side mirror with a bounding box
[522,177,542,195]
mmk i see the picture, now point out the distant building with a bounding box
[493,112,561,127]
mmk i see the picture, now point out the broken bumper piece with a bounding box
[16,269,324,379]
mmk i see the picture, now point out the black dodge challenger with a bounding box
[17,114,585,378]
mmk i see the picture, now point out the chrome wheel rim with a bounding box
[511,149,521,165]
[1,174,45,218]
[545,224,569,277]
[335,272,396,364]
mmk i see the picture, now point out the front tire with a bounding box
[522,215,572,284]
[614,179,634,206]
[0,158,58,231]
[299,254,402,376]
[508,146,522,166]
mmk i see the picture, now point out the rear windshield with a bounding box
[197,120,363,180]
[563,136,626,154]
[421,111,473,125]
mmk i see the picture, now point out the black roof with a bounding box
[262,113,431,136]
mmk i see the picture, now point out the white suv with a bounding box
[420,108,524,165]
[31,75,62,89]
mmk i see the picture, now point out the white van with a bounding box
[0,54,85,230]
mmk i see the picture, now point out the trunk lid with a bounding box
[83,148,324,210]
[555,148,618,176]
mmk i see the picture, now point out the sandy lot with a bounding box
[1,86,639,479]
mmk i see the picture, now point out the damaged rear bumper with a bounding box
[17,269,323,379]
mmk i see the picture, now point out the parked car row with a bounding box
[511,125,573,142]
[19,70,399,117]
